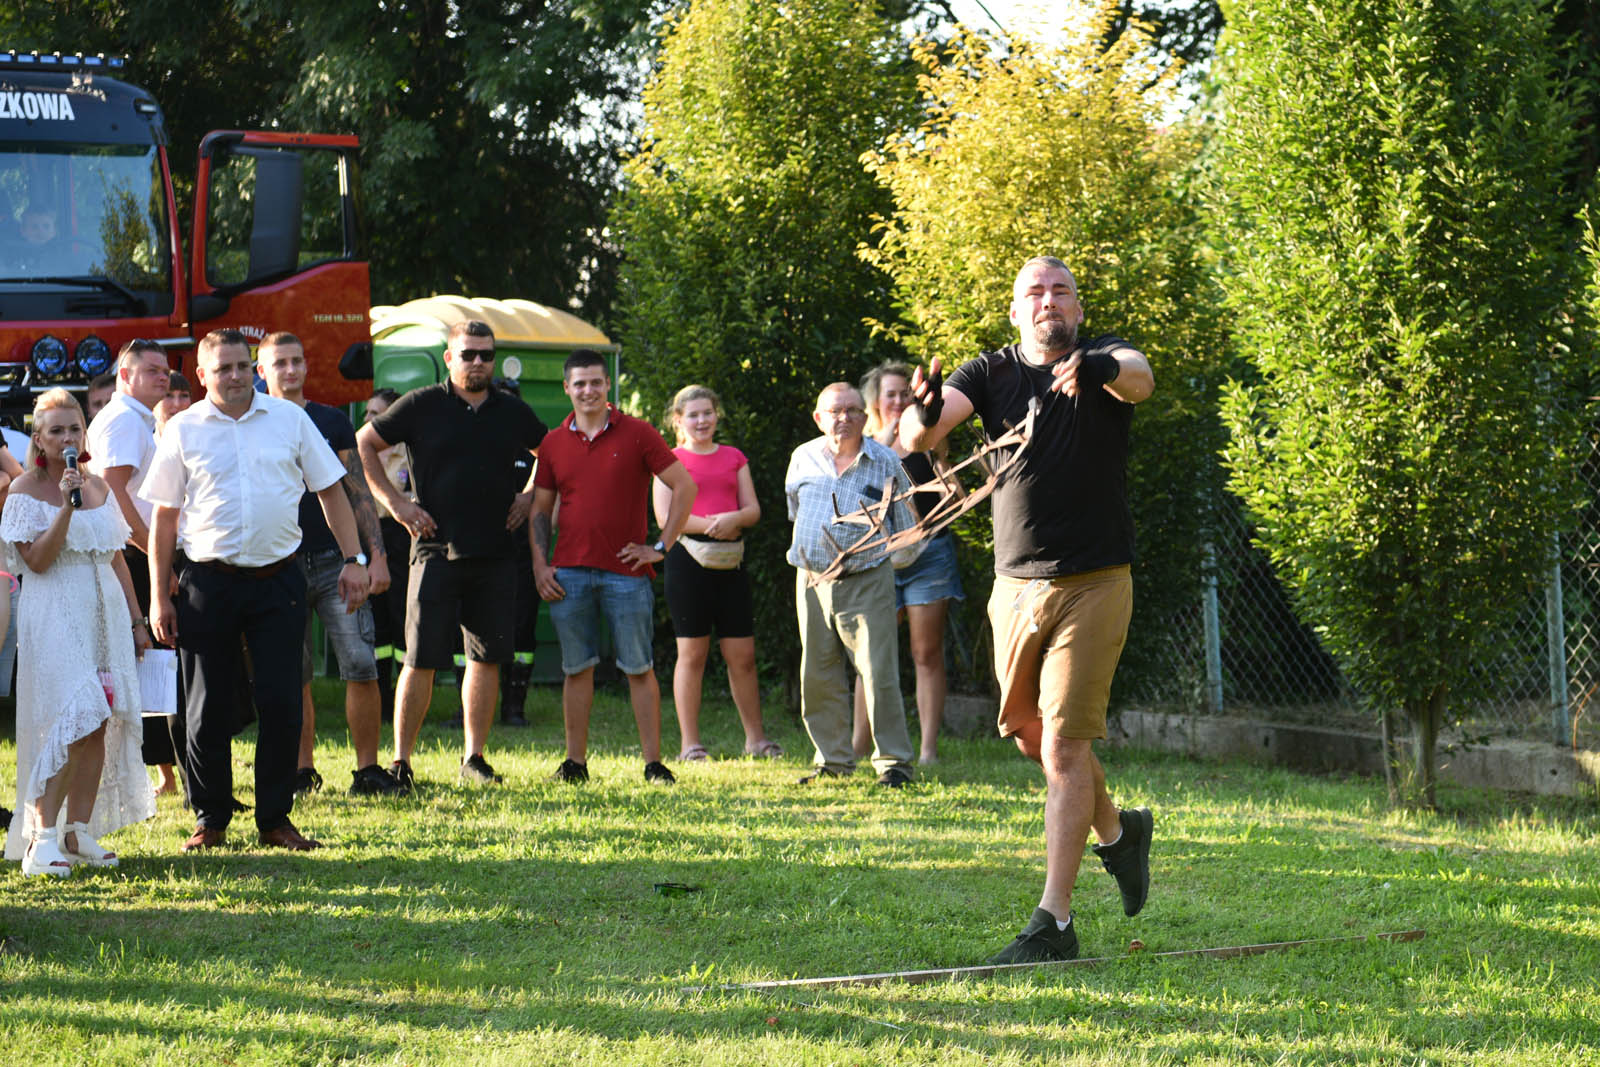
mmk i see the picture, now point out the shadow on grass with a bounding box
[2,690,1596,1061]
[3,804,1593,1062]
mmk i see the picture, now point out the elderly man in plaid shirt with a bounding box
[786,382,918,788]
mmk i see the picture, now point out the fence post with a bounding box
[1546,535,1569,746]
[1203,542,1223,715]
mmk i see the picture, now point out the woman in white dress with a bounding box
[3,388,153,875]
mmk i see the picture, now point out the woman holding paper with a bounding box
[2,389,153,875]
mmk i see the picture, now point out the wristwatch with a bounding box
[652,540,666,554]
[344,552,369,567]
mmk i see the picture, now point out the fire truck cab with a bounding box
[0,49,371,420]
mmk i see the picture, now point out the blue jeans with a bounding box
[547,567,656,675]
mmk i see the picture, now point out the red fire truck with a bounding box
[0,50,371,418]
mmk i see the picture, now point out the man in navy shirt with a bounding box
[257,333,399,797]
[903,255,1157,964]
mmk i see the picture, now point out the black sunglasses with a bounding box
[455,349,495,363]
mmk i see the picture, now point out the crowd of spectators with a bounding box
[0,327,980,859]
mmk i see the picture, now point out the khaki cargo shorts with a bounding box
[988,566,1132,740]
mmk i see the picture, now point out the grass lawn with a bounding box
[3,678,1598,1065]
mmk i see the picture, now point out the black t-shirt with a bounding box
[946,338,1136,578]
[297,401,357,555]
[369,383,548,560]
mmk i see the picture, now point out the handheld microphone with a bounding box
[63,446,82,509]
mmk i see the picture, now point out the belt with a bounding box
[191,556,294,579]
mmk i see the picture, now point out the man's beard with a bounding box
[1033,317,1078,352]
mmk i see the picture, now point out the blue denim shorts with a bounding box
[547,566,655,676]
[299,548,378,682]
[895,532,965,610]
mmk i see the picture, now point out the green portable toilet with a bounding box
[370,296,622,684]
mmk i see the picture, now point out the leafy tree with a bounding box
[612,0,918,692]
[1211,0,1588,807]
[262,0,660,312]
[861,0,1229,699]
[1106,0,1224,89]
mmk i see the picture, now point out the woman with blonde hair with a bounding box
[853,362,964,765]
[3,388,152,874]
[652,384,780,761]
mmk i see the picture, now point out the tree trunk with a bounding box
[1403,685,1447,810]
[1380,706,1401,807]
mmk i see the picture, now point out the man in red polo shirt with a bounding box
[530,349,697,784]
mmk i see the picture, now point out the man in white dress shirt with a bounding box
[143,329,369,853]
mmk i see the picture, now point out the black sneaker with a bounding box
[1092,805,1153,917]
[551,758,589,783]
[644,760,676,784]
[986,908,1079,965]
[876,767,913,788]
[388,759,416,795]
[798,766,848,784]
[460,753,503,784]
[293,767,323,795]
[349,764,403,796]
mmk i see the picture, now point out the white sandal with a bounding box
[21,827,74,877]
[63,821,119,868]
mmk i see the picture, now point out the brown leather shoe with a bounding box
[181,826,226,852]
[258,824,323,851]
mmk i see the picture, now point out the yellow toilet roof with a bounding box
[371,295,614,350]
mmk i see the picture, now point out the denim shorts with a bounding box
[895,532,965,610]
[547,566,655,676]
[299,548,377,682]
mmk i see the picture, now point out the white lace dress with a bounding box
[3,494,154,860]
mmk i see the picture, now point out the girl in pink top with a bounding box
[652,385,780,761]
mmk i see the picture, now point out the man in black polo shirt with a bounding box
[357,320,547,789]
[902,255,1157,965]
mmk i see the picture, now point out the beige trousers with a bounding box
[795,565,914,775]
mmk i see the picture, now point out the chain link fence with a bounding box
[1126,488,1597,752]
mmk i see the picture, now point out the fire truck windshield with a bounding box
[0,141,170,310]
